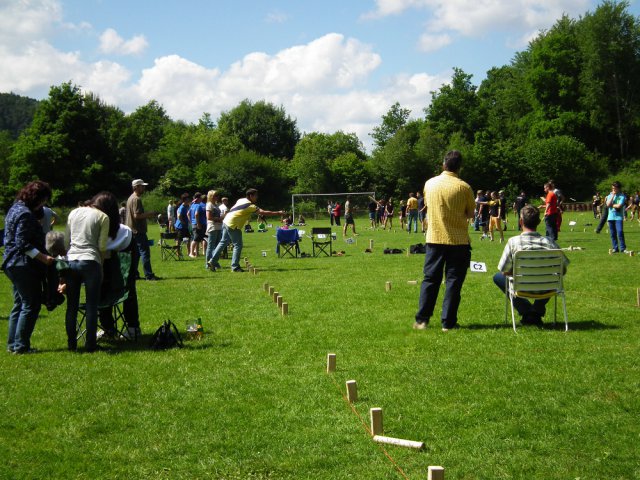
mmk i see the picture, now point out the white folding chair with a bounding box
[505,249,568,332]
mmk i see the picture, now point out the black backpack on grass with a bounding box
[149,320,184,350]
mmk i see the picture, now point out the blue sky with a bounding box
[1,0,638,150]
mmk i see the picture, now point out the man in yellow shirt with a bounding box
[406,193,419,233]
[414,151,475,332]
[207,188,284,272]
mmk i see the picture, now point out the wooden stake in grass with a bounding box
[253,267,258,275]
[268,286,275,297]
[373,435,424,450]
[407,280,418,285]
[281,302,289,316]
[277,295,283,308]
[346,380,358,403]
[273,291,279,303]
[263,283,269,292]
[326,353,336,373]
[369,239,374,250]
[370,407,383,436]
[385,281,391,292]
[637,288,640,308]
[428,466,445,480]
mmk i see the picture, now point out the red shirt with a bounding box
[545,191,558,216]
[333,204,341,216]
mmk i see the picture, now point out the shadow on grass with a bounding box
[36,334,230,355]
[465,319,619,331]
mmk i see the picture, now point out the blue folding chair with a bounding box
[276,228,300,258]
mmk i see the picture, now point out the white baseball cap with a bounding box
[132,179,148,187]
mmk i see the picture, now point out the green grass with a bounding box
[1,212,639,479]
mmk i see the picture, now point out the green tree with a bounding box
[218,99,300,160]
[291,131,366,194]
[367,119,432,198]
[370,102,411,151]
[199,150,289,207]
[0,93,39,138]
[578,0,640,164]
[9,83,110,204]
[426,68,482,144]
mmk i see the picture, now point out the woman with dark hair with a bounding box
[63,191,112,352]
[2,180,56,354]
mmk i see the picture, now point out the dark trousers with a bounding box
[544,213,558,240]
[415,244,471,328]
[493,272,549,317]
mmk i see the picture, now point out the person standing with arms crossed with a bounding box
[414,151,475,332]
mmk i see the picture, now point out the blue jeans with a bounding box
[5,265,43,352]
[133,232,154,278]
[493,272,549,317]
[65,260,102,351]
[206,230,222,266]
[415,244,471,328]
[608,220,626,252]
[209,225,243,270]
[407,210,419,233]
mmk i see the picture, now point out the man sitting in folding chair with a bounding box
[493,205,569,329]
[275,227,300,258]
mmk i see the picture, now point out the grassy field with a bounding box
[1,211,639,479]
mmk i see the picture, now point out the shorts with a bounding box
[369,212,375,220]
[192,227,206,242]
[176,226,190,241]
[345,213,355,225]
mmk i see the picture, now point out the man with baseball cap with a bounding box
[126,179,161,280]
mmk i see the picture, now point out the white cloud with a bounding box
[99,28,148,56]
[0,0,445,151]
[0,0,62,48]
[265,11,290,24]
[362,0,430,19]
[364,0,590,52]
[418,33,452,52]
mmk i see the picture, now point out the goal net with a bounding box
[291,192,376,221]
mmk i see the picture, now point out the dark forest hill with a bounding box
[0,93,39,138]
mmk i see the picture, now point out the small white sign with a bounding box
[470,261,487,272]
[569,221,577,226]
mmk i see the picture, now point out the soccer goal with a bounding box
[291,192,376,221]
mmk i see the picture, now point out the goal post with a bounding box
[291,192,376,221]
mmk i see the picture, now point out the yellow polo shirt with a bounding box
[223,199,258,230]
[406,197,418,210]
[423,171,475,245]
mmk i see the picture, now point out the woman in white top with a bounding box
[64,192,118,352]
[205,190,223,270]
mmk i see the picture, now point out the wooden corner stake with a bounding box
[346,380,358,403]
[326,353,336,373]
[281,303,288,316]
[370,407,383,436]
[428,466,445,480]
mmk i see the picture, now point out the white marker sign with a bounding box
[470,261,487,272]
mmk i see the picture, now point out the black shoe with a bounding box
[232,267,245,272]
[146,274,162,281]
[521,313,543,326]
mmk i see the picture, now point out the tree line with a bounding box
[1,1,638,211]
